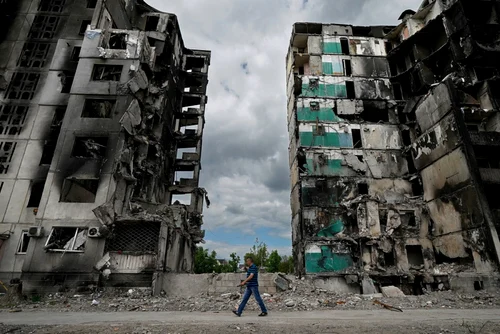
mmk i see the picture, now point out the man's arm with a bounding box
[239,273,254,286]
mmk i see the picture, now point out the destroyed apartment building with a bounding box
[286,0,500,294]
[0,0,210,294]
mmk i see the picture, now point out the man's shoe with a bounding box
[232,310,241,317]
[258,312,268,317]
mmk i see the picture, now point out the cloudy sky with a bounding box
[148,0,422,259]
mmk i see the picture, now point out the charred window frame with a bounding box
[6,72,40,100]
[81,99,115,118]
[60,71,75,93]
[145,16,160,31]
[40,139,57,165]
[91,65,123,81]
[105,222,161,253]
[0,141,17,174]
[28,15,60,39]
[340,38,350,55]
[38,0,65,12]
[44,227,87,252]
[346,81,355,99]
[406,245,425,267]
[109,33,128,49]
[352,129,362,148]
[60,179,99,203]
[0,104,29,135]
[17,231,31,254]
[343,59,352,76]
[72,137,108,159]
[18,42,51,68]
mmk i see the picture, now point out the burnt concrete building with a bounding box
[287,0,500,294]
[0,0,210,294]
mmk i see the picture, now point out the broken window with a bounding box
[28,15,60,39]
[38,0,65,12]
[79,20,91,35]
[6,72,40,100]
[402,129,412,146]
[411,178,423,196]
[0,141,17,174]
[474,281,484,291]
[44,227,87,252]
[18,42,50,68]
[105,222,160,253]
[474,146,500,169]
[145,16,160,31]
[346,81,355,99]
[109,33,127,49]
[361,104,389,123]
[70,47,81,62]
[72,137,107,159]
[340,38,350,55]
[91,65,123,81]
[0,104,29,135]
[384,250,395,266]
[60,179,99,203]
[352,129,362,148]
[393,83,403,100]
[343,59,352,76]
[310,102,320,111]
[86,0,97,8]
[171,194,191,205]
[52,107,66,128]
[81,99,115,118]
[400,211,417,227]
[17,231,31,254]
[60,71,75,93]
[385,41,393,53]
[406,245,424,266]
[379,210,388,232]
[314,125,325,136]
[298,66,305,75]
[358,182,368,195]
[27,181,45,208]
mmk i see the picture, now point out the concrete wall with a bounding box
[160,273,359,297]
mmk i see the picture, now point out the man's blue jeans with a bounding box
[237,286,268,314]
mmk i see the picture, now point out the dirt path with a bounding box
[1,309,499,333]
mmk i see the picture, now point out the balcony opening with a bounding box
[91,65,123,81]
[27,180,45,208]
[82,99,115,118]
[346,81,355,99]
[109,33,127,49]
[358,182,368,195]
[72,137,108,159]
[401,211,417,227]
[60,70,75,93]
[70,46,81,62]
[60,179,99,203]
[79,20,91,35]
[352,129,362,148]
[406,245,424,266]
[384,250,395,266]
[44,227,87,252]
[145,16,160,31]
[343,59,352,76]
[340,38,350,55]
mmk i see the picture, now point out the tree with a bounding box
[266,250,281,273]
[194,247,218,274]
[228,252,240,273]
[278,255,294,274]
[245,240,269,267]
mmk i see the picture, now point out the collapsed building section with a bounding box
[287,0,500,294]
[0,0,210,294]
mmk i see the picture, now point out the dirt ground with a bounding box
[1,309,499,334]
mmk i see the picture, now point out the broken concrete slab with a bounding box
[381,286,406,298]
[362,277,378,295]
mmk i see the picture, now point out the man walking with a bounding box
[233,256,268,317]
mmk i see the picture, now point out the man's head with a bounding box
[245,257,254,267]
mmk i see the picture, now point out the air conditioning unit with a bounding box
[28,226,44,238]
[88,227,101,238]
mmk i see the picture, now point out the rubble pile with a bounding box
[1,278,500,313]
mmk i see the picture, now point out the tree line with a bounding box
[194,242,294,274]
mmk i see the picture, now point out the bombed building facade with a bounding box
[287,0,500,293]
[0,0,210,294]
